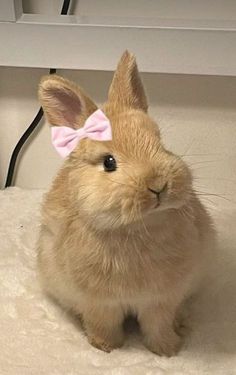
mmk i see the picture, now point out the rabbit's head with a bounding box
[39,51,192,229]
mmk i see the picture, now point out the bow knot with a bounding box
[51,109,112,158]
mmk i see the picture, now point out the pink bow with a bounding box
[51,109,112,158]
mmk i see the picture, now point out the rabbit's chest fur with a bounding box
[39,208,205,310]
[76,222,197,297]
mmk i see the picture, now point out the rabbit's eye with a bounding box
[103,155,117,172]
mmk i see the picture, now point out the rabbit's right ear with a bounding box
[108,50,148,112]
[38,75,97,129]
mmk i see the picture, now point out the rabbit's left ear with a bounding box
[108,50,148,112]
[38,75,97,129]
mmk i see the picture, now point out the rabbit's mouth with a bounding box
[147,184,167,210]
[144,185,191,215]
[154,201,160,209]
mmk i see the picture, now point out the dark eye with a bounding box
[103,155,117,172]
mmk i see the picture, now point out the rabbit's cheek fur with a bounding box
[167,167,192,209]
[70,160,192,229]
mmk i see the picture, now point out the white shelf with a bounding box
[1,1,236,75]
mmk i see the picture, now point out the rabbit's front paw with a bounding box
[139,303,183,356]
[144,330,182,357]
[83,307,125,353]
[88,332,124,353]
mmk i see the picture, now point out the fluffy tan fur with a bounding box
[37,51,215,356]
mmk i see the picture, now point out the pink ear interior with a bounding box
[47,87,83,127]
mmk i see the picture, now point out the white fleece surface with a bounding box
[0,188,236,375]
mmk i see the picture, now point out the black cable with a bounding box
[61,0,71,15]
[4,0,71,188]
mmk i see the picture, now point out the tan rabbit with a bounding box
[37,51,215,356]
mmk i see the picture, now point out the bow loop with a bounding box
[51,109,112,158]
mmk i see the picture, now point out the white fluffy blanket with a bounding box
[1,188,236,375]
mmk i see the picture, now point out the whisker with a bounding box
[194,189,236,204]
[121,168,139,186]
[124,225,132,247]
[194,177,236,183]
[106,177,131,188]
[191,165,220,172]
[181,138,197,158]
[188,159,221,167]
[198,196,219,208]
[109,214,122,231]
[136,203,154,242]
[159,123,175,137]
[78,184,100,189]
[180,153,221,158]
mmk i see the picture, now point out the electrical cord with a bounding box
[4,0,71,188]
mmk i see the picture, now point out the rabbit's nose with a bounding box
[148,188,160,197]
[148,183,167,198]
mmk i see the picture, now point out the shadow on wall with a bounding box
[1,66,236,112]
[62,69,236,109]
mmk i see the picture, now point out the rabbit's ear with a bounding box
[108,50,148,112]
[39,75,97,129]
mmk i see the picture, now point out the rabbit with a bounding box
[37,51,215,356]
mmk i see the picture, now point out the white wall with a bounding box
[22,0,236,21]
[1,67,236,210]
